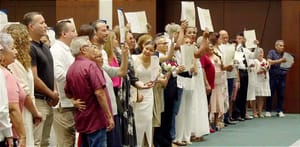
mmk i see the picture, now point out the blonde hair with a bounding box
[103,31,116,61]
[113,25,120,42]
[5,24,31,70]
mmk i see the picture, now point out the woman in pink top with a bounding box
[103,31,122,88]
[0,33,26,146]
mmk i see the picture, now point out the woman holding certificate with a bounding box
[131,41,161,147]
[174,26,209,145]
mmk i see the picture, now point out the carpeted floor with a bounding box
[189,113,300,147]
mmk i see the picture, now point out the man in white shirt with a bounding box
[0,65,13,147]
[50,20,77,147]
[232,32,258,121]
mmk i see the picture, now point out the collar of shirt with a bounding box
[54,40,71,51]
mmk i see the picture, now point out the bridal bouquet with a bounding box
[260,61,270,79]
[161,61,178,73]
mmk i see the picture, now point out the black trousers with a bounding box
[232,70,248,119]
[0,140,5,147]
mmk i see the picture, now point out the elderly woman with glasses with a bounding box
[0,33,27,147]
[0,43,14,147]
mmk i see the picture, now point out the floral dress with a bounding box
[115,51,137,146]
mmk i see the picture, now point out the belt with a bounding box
[55,107,74,113]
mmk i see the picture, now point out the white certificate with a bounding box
[244,30,257,49]
[181,45,196,71]
[280,52,294,69]
[197,7,214,32]
[125,11,148,34]
[0,11,8,31]
[220,44,235,66]
[117,9,126,44]
[57,18,77,34]
[181,1,196,27]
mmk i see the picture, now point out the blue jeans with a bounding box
[170,87,183,140]
[266,74,286,112]
[81,128,107,147]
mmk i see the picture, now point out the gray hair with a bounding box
[165,23,181,37]
[70,36,90,57]
[257,47,263,52]
[275,40,284,46]
[0,33,14,52]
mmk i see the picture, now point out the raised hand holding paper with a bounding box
[117,9,126,44]
[181,1,196,27]
[197,7,214,32]
[125,11,148,33]
[244,29,257,49]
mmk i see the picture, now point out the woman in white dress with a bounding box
[173,35,197,145]
[246,55,257,118]
[255,48,271,117]
[132,41,161,147]
[191,32,210,141]
[5,24,42,146]
[190,58,210,140]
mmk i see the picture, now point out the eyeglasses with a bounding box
[82,44,99,49]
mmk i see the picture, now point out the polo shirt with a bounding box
[30,41,54,98]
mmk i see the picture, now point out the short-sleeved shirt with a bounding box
[30,41,54,97]
[200,54,215,89]
[65,56,112,133]
[3,68,26,138]
[267,49,286,76]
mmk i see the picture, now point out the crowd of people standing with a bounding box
[0,11,291,147]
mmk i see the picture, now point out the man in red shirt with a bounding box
[65,36,114,147]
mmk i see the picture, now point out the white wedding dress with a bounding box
[132,55,160,147]
[190,60,210,137]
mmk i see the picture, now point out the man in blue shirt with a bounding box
[266,40,287,117]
